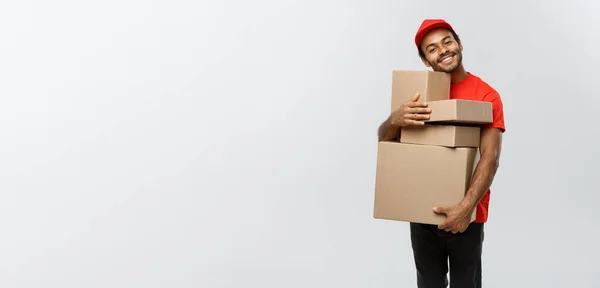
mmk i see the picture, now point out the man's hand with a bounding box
[390,93,431,127]
[433,203,474,234]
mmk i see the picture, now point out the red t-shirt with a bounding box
[449,72,506,223]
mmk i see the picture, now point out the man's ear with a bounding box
[459,41,463,52]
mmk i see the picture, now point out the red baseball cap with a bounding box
[414,19,456,48]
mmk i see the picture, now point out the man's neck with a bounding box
[450,65,468,84]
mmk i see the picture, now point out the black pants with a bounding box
[410,222,484,288]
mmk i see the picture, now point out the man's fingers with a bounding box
[405,107,431,114]
[405,101,429,108]
[453,226,465,234]
[405,120,425,126]
[438,222,449,230]
[433,206,447,214]
[405,113,430,120]
[410,93,420,102]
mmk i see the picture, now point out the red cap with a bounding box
[414,19,456,48]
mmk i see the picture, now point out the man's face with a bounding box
[420,28,463,73]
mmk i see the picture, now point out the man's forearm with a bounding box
[461,155,500,211]
[378,116,400,141]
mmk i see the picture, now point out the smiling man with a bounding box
[377,19,506,287]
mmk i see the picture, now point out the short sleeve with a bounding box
[482,90,506,133]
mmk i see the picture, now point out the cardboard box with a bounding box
[400,124,481,148]
[426,99,493,124]
[391,70,450,111]
[373,141,477,225]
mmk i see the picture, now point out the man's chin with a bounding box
[432,67,456,73]
[433,64,458,73]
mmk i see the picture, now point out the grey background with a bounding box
[0,0,598,287]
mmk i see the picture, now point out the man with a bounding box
[377,19,506,288]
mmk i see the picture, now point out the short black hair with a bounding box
[418,30,460,58]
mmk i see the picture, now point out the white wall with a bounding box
[0,0,598,287]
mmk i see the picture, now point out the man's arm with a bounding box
[377,116,400,141]
[460,127,503,211]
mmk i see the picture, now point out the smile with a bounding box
[439,54,454,64]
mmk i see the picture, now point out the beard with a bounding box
[429,50,462,73]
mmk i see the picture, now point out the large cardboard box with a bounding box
[400,124,481,148]
[426,99,493,124]
[391,70,450,111]
[373,141,477,225]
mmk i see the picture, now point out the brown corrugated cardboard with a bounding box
[426,99,493,124]
[400,124,481,148]
[391,70,450,111]
[373,141,477,225]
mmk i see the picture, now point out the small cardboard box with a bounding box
[400,124,481,148]
[373,141,477,225]
[426,99,493,124]
[391,70,450,111]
